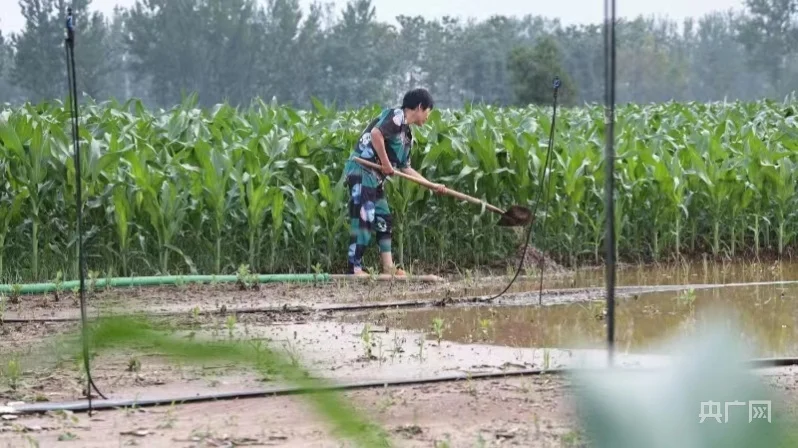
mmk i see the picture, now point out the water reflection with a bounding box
[371,282,798,358]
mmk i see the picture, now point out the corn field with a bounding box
[0,94,797,283]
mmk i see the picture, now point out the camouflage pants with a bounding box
[346,172,392,273]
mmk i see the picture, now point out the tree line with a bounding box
[0,0,796,109]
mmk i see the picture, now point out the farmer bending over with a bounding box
[343,88,446,277]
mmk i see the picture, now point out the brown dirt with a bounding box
[3,369,798,447]
[4,267,798,447]
[0,375,581,447]
[0,272,584,322]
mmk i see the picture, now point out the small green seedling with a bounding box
[88,270,99,294]
[53,270,64,301]
[360,323,373,359]
[479,318,493,339]
[677,288,696,307]
[236,264,258,290]
[5,357,22,390]
[432,318,445,346]
[10,284,21,304]
[127,357,141,373]
[226,315,237,339]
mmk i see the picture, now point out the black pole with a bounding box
[64,6,106,414]
[603,0,617,366]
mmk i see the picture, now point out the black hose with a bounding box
[63,9,106,409]
[6,357,798,415]
[486,78,561,304]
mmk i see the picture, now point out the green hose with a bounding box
[0,273,331,295]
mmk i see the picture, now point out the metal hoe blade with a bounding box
[497,205,533,227]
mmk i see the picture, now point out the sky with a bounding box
[0,0,745,34]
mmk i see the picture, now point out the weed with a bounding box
[53,270,64,301]
[9,283,21,304]
[127,357,141,373]
[88,270,99,294]
[360,323,373,359]
[677,288,697,308]
[479,318,493,340]
[235,264,258,290]
[434,436,452,447]
[226,315,237,339]
[431,317,445,346]
[282,340,301,368]
[4,356,22,390]
[157,402,179,429]
[311,262,324,285]
[58,432,77,441]
[390,331,405,362]
[191,306,201,327]
[560,429,586,447]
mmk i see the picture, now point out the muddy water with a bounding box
[379,282,798,358]
[420,260,798,300]
[558,259,798,289]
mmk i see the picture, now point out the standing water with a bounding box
[366,260,798,359]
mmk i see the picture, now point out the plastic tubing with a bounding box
[5,357,798,415]
[0,274,331,296]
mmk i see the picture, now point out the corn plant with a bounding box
[0,96,797,282]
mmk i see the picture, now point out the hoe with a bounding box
[354,157,533,227]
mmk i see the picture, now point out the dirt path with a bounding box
[4,369,798,447]
[0,374,580,447]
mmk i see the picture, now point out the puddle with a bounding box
[556,259,798,289]
[419,260,798,300]
[371,282,798,358]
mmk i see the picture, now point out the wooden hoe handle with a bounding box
[353,157,505,215]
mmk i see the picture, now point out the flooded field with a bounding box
[372,281,798,358]
[551,258,797,289]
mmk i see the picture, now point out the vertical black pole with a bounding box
[603,0,617,366]
[65,6,105,413]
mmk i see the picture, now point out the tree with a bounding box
[124,0,267,107]
[507,35,576,106]
[737,0,798,95]
[12,0,113,101]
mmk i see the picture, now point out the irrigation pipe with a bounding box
[4,357,798,415]
[0,274,332,296]
[0,273,451,297]
[6,280,798,324]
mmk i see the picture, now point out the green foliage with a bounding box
[1,96,798,282]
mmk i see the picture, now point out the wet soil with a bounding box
[3,261,798,446]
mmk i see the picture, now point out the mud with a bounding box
[3,261,798,446]
[0,314,672,407]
